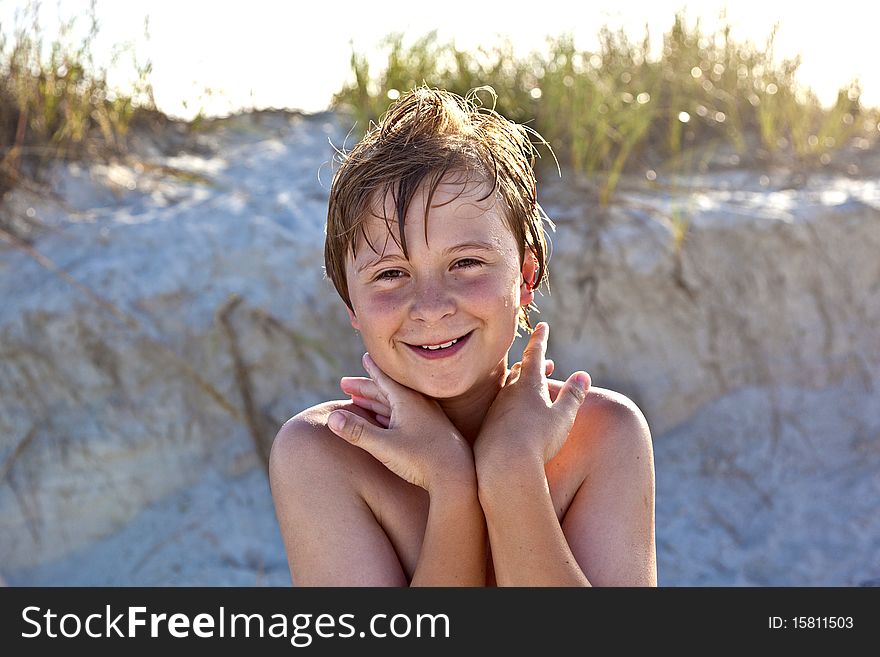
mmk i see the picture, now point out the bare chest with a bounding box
[362,451,584,587]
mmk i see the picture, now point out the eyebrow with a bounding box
[356,240,501,273]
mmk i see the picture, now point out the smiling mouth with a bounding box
[407,330,472,350]
[417,337,460,351]
[403,330,474,357]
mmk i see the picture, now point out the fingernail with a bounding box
[328,412,344,432]
[575,373,589,389]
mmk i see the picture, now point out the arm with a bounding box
[559,394,657,586]
[473,322,592,586]
[326,354,486,586]
[270,412,486,586]
[477,393,657,586]
[270,418,410,586]
[410,477,486,586]
[477,455,590,586]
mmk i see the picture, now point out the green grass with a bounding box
[2,3,877,222]
[0,0,159,208]
[332,11,879,205]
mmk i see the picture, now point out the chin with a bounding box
[399,371,473,400]
[408,379,467,400]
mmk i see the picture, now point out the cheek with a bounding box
[459,275,496,296]
[449,275,519,324]
[360,290,400,315]
[351,292,400,343]
[461,269,517,297]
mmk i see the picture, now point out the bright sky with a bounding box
[2,0,878,119]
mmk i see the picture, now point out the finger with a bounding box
[349,394,392,419]
[522,322,549,380]
[506,358,552,384]
[327,410,383,449]
[328,410,406,482]
[362,353,404,401]
[340,376,390,406]
[375,413,390,428]
[552,371,591,418]
[505,362,522,385]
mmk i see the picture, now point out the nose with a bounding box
[408,277,456,323]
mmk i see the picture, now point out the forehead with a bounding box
[352,175,514,259]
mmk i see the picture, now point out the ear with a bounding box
[346,305,360,331]
[519,249,538,308]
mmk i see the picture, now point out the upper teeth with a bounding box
[421,338,458,350]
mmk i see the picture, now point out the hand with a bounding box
[342,360,556,429]
[328,353,475,492]
[474,322,590,472]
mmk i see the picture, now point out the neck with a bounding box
[434,357,509,445]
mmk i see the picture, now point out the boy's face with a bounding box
[344,174,537,399]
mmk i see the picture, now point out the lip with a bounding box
[404,330,473,360]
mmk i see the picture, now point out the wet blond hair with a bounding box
[324,85,555,333]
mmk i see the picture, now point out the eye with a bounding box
[454,258,483,269]
[374,269,405,281]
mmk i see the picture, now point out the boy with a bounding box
[269,86,656,586]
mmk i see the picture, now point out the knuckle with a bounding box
[349,420,365,444]
[569,385,586,403]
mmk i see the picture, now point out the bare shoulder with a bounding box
[272,399,348,453]
[268,400,411,586]
[269,399,381,490]
[571,384,648,424]
[271,400,336,463]
[583,386,652,454]
[548,380,657,586]
[548,380,653,464]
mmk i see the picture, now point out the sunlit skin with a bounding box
[342,174,534,445]
[269,171,657,586]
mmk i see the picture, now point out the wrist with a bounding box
[427,441,477,496]
[477,462,548,516]
[475,442,545,497]
[475,432,541,474]
[428,469,478,500]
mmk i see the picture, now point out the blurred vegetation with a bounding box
[332,12,880,205]
[1,3,878,223]
[0,0,162,213]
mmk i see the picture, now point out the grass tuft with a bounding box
[332,11,879,205]
[0,0,162,233]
